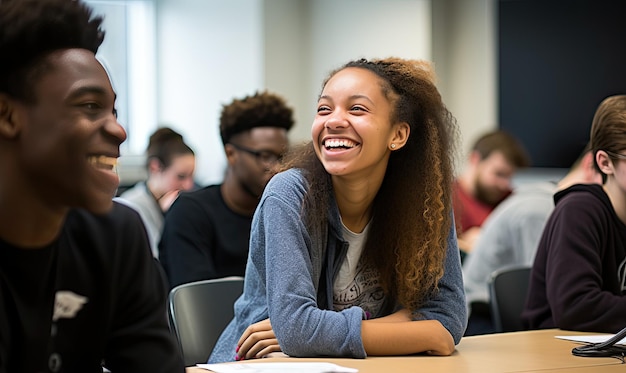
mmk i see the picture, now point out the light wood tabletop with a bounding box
[185,329,624,373]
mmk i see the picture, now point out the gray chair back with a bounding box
[488,265,531,333]
[168,276,244,366]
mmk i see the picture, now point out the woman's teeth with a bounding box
[324,139,356,149]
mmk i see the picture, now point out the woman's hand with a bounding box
[236,318,282,360]
[157,189,181,212]
[361,318,455,356]
[458,226,481,254]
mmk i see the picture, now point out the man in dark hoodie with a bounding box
[522,95,626,333]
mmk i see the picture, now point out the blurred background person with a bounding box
[523,95,626,333]
[454,130,530,258]
[462,145,601,335]
[159,91,294,289]
[117,127,195,257]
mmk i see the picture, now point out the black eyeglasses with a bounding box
[229,143,283,166]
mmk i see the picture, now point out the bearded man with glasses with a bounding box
[160,91,294,289]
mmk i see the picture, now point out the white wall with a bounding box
[156,0,264,185]
[262,0,310,144]
[304,0,431,141]
[109,0,499,186]
[156,0,432,185]
[433,0,497,160]
[100,0,564,191]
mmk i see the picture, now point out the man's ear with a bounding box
[224,143,238,165]
[0,94,21,140]
[147,157,163,174]
[596,150,614,176]
[468,150,482,166]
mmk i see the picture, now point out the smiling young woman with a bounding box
[208,57,466,363]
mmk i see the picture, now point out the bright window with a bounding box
[85,0,157,155]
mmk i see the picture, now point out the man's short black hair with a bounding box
[219,91,295,145]
[0,0,104,102]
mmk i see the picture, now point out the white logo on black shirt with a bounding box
[52,291,88,321]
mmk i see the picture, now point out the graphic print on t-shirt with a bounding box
[333,262,384,317]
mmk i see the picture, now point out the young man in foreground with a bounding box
[0,0,184,371]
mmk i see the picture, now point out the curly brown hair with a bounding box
[219,91,295,145]
[280,57,459,311]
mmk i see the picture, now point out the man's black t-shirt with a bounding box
[159,185,253,288]
[0,202,184,373]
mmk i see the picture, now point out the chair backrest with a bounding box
[168,276,244,366]
[488,265,532,333]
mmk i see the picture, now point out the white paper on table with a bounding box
[556,334,626,346]
[195,362,358,373]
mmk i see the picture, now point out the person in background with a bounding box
[522,95,626,333]
[209,57,466,363]
[454,130,530,257]
[159,91,294,289]
[0,0,184,371]
[462,145,602,335]
[117,126,195,257]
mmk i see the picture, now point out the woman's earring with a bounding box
[390,143,397,149]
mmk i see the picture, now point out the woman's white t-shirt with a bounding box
[333,220,384,317]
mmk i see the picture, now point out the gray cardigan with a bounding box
[209,169,467,362]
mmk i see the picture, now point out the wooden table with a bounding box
[186,329,624,372]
